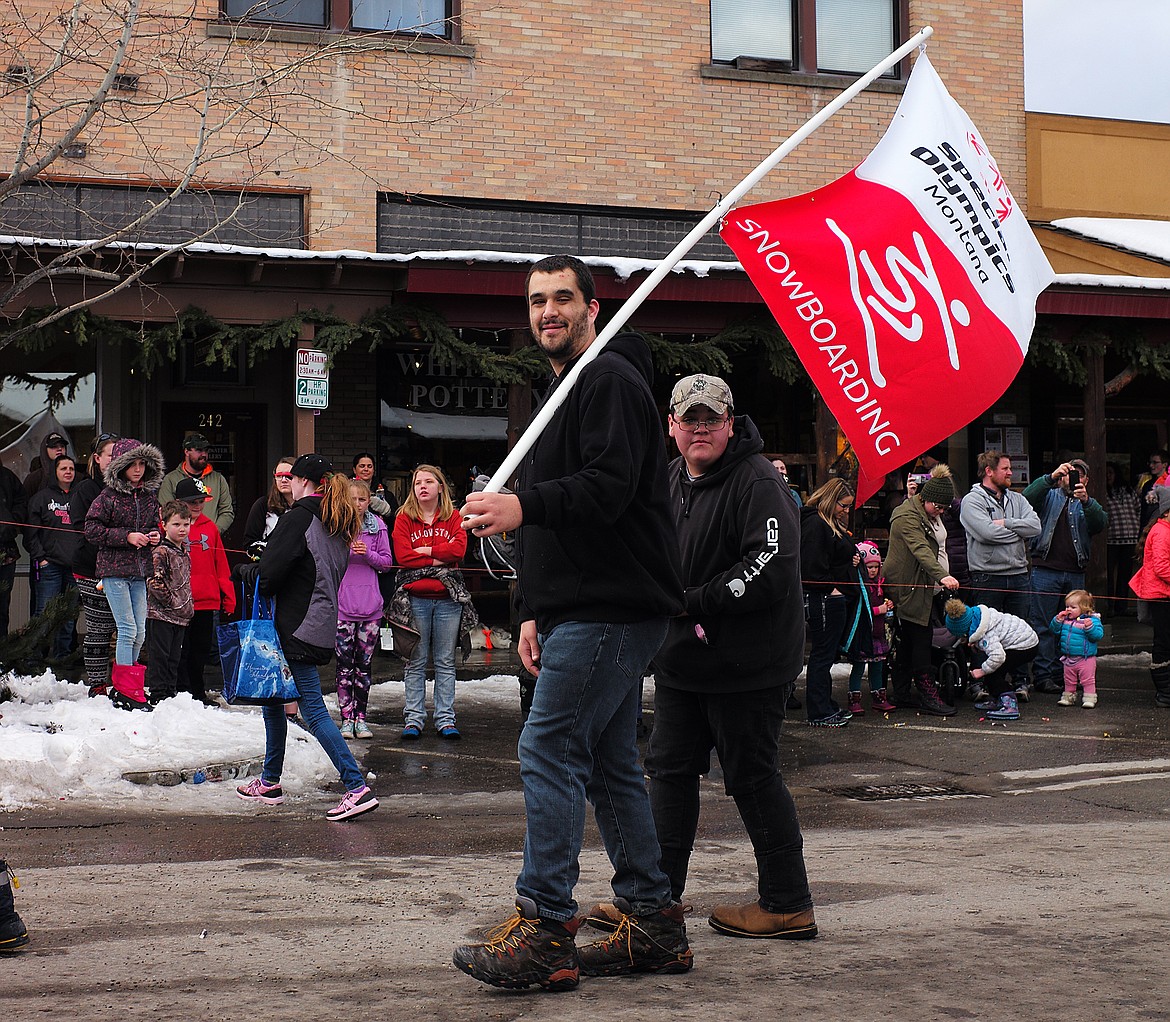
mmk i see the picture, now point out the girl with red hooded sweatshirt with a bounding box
[391,464,467,739]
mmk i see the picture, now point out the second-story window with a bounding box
[222,0,453,37]
[711,0,902,76]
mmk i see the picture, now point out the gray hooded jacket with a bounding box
[959,483,1041,575]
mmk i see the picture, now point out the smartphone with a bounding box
[1068,469,1080,488]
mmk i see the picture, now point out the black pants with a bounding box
[146,620,187,698]
[179,610,215,699]
[804,590,847,721]
[646,684,812,914]
[981,646,1037,698]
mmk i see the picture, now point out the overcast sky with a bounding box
[1024,0,1170,124]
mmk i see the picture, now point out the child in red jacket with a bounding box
[175,477,236,704]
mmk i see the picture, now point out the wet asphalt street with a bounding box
[4,645,1170,1020]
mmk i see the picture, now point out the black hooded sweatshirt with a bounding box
[515,332,683,634]
[653,415,805,693]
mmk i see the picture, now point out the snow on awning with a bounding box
[1052,217,1170,266]
[0,235,741,283]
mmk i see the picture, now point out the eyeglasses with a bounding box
[274,472,293,479]
[837,500,854,509]
[675,416,730,433]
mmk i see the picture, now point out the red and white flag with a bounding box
[720,54,1054,504]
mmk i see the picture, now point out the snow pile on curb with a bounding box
[0,671,538,810]
[0,671,334,808]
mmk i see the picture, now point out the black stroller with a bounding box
[931,625,971,704]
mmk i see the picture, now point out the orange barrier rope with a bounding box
[5,517,1147,600]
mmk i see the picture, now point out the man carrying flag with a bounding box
[720,54,1055,504]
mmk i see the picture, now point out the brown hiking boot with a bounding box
[582,901,624,932]
[708,901,818,939]
[453,897,580,992]
[577,897,693,977]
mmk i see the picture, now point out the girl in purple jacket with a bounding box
[83,438,165,710]
[336,480,394,739]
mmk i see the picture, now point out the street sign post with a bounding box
[295,348,329,410]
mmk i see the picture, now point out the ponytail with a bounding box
[320,473,361,541]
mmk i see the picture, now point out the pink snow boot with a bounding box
[111,664,151,712]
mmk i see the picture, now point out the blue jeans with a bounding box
[805,591,846,721]
[1030,566,1085,687]
[647,684,812,913]
[101,576,147,664]
[404,595,462,730]
[261,660,365,791]
[516,618,672,923]
[35,561,77,659]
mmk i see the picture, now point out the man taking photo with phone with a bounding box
[1023,459,1107,696]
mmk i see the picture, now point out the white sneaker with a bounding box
[339,719,356,740]
[1057,691,1078,707]
[354,719,373,740]
[1082,693,1098,709]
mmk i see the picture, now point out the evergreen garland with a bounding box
[9,304,1164,405]
[1027,318,1170,391]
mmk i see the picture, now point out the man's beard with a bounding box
[187,455,208,472]
[534,309,591,363]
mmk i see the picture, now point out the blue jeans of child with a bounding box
[35,561,77,658]
[101,576,147,664]
[261,660,365,791]
[646,683,812,913]
[515,618,672,923]
[404,595,462,730]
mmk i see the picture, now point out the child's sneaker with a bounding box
[339,719,356,740]
[236,778,284,804]
[353,719,373,740]
[326,785,378,822]
[847,691,864,716]
[1057,691,1079,707]
[1082,693,1098,709]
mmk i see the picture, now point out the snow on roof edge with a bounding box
[0,234,741,282]
[1050,216,1170,265]
[4,233,1170,291]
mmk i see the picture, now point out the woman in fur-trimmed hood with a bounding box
[84,438,166,669]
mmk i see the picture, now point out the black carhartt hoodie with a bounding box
[515,332,683,634]
[653,415,805,692]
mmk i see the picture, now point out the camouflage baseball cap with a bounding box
[670,374,733,418]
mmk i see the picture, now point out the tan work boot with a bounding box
[708,901,818,939]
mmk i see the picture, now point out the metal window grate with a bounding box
[377,196,731,261]
[0,181,305,248]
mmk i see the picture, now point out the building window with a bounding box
[0,181,306,248]
[377,196,731,261]
[222,0,453,37]
[711,0,903,76]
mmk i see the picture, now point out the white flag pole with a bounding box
[482,25,934,494]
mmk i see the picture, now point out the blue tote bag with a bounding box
[217,586,299,705]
